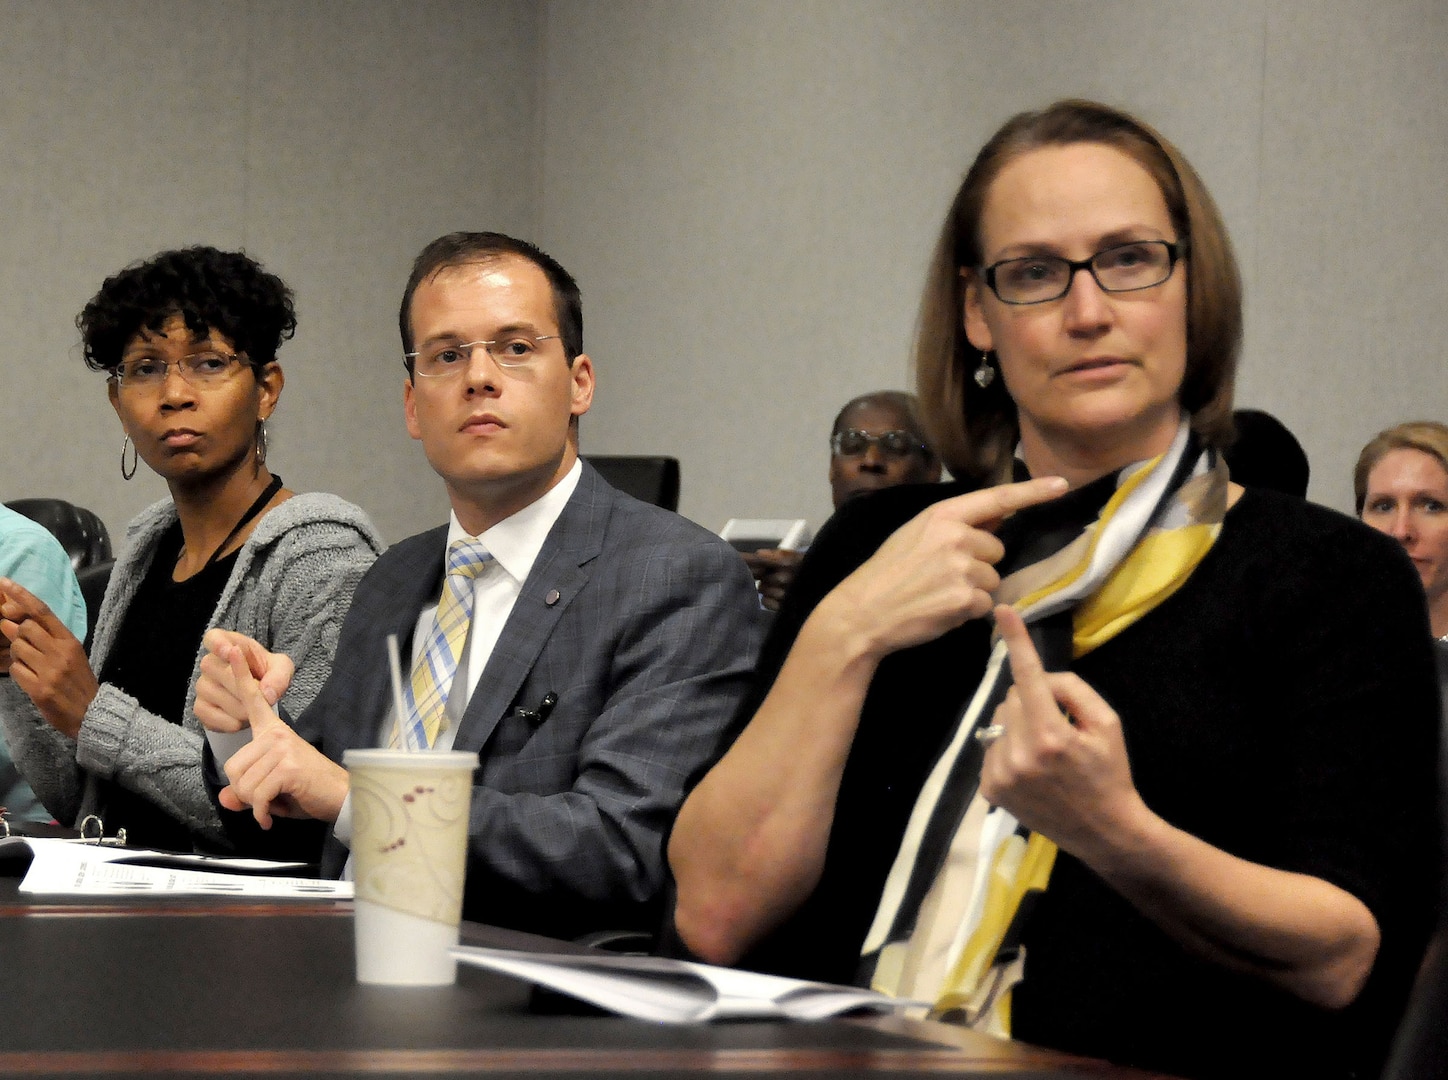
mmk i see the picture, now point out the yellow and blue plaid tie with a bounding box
[400,537,493,748]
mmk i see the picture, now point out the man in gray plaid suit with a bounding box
[193,232,763,939]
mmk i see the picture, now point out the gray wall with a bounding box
[5,1,1446,547]
[542,0,1448,533]
[1,0,540,543]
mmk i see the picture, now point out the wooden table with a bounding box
[0,876,1166,1078]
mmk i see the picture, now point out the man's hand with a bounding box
[212,646,348,829]
[194,629,296,733]
[741,548,803,612]
[0,578,98,739]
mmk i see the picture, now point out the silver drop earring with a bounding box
[973,351,996,389]
[120,434,137,480]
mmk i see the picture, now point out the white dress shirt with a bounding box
[334,460,582,848]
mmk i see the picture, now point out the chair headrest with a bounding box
[5,499,114,571]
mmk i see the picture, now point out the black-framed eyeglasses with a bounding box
[404,334,560,379]
[111,351,248,391]
[980,239,1187,306]
[831,429,929,459]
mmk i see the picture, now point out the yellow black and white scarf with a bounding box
[862,419,1228,1034]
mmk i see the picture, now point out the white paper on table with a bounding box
[1,835,311,873]
[15,839,350,898]
[0,835,134,865]
[451,945,919,1023]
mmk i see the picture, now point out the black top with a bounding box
[1436,641,1448,910]
[98,521,237,850]
[714,480,1441,1080]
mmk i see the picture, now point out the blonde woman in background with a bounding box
[1356,421,1448,643]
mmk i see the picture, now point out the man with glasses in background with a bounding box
[746,391,941,611]
[192,232,763,940]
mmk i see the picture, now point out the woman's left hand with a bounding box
[979,604,1146,861]
[0,578,99,740]
[980,604,1381,1010]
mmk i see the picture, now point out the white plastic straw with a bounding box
[386,633,417,751]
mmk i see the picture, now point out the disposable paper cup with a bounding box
[343,748,477,986]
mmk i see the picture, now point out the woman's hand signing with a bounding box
[979,604,1147,864]
[0,578,98,739]
[821,476,1068,661]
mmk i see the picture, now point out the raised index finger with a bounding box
[994,604,1060,719]
[932,476,1068,531]
[225,647,285,733]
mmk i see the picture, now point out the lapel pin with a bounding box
[545,588,561,606]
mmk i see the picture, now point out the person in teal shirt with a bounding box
[0,503,86,823]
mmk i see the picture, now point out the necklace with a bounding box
[177,474,284,571]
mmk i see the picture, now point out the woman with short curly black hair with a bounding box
[0,246,384,851]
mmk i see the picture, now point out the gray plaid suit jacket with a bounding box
[283,462,763,938]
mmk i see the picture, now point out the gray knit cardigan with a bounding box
[0,493,384,845]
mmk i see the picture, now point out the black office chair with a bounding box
[5,498,115,650]
[1221,409,1310,498]
[74,562,113,650]
[5,499,113,572]
[1381,918,1448,1079]
[584,456,681,512]
[1380,652,1448,1080]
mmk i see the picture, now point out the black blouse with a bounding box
[710,481,1440,1080]
[97,521,237,851]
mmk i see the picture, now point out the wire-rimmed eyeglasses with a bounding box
[831,429,929,459]
[980,239,1186,306]
[110,351,248,391]
[405,334,560,379]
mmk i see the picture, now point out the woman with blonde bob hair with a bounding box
[670,101,1438,1078]
[1355,421,1448,640]
[1356,422,1448,509]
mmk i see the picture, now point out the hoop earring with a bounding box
[256,420,268,466]
[973,351,996,389]
[120,435,137,481]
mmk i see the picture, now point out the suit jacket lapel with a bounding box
[324,526,447,757]
[453,464,611,754]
